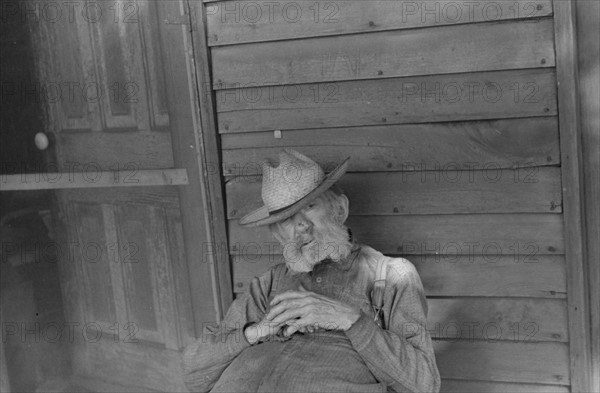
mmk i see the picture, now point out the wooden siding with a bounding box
[206,0,553,45]
[207,0,569,391]
[216,69,557,132]
[222,117,560,174]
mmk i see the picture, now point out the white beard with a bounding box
[281,219,352,273]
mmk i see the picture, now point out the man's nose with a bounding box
[293,214,312,235]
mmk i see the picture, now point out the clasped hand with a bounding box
[244,285,361,344]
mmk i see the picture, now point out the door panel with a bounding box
[31,0,218,390]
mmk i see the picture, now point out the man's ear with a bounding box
[337,194,349,224]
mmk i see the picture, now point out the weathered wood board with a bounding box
[226,167,562,217]
[228,213,564,255]
[222,117,560,174]
[217,69,557,132]
[440,379,568,393]
[433,341,569,385]
[57,131,174,170]
[427,298,568,342]
[212,19,554,87]
[206,0,553,45]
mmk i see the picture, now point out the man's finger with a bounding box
[270,289,310,306]
[269,306,310,326]
[267,299,307,321]
[266,298,304,320]
[283,324,300,337]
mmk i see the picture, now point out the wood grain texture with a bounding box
[212,18,554,87]
[206,0,553,45]
[427,298,567,342]
[116,205,162,341]
[165,209,196,347]
[577,1,600,391]
[156,0,229,327]
[554,2,593,391]
[440,379,569,393]
[217,69,557,132]
[64,186,180,207]
[231,255,567,299]
[139,0,170,128]
[0,169,188,191]
[57,130,174,170]
[39,8,102,131]
[228,214,564,255]
[186,0,235,322]
[72,203,116,324]
[226,167,562,217]
[221,117,560,173]
[144,205,182,350]
[433,341,569,385]
[89,5,151,130]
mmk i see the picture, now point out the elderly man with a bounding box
[182,150,440,393]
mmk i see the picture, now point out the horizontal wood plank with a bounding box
[441,379,569,393]
[206,0,553,46]
[63,186,180,206]
[213,18,554,87]
[229,214,564,255]
[221,117,560,173]
[433,341,569,385]
[226,167,562,217]
[217,69,557,132]
[232,255,567,299]
[0,169,188,191]
[427,298,568,342]
[56,130,174,169]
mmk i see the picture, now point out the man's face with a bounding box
[270,194,351,273]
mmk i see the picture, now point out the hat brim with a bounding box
[239,157,350,227]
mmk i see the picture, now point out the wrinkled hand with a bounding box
[243,318,289,344]
[265,285,361,337]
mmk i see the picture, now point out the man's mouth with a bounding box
[300,239,315,249]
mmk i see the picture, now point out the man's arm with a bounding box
[345,258,441,393]
[181,267,277,392]
[265,257,440,392]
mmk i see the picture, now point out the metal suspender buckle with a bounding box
[371,256,388,329]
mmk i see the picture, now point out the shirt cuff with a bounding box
[228,326,253,353]
[344,311,378,352]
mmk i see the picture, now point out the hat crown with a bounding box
[261,149,325,212]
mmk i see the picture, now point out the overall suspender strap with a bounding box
[372,256,389,328]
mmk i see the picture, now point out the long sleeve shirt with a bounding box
[182,244,440,393]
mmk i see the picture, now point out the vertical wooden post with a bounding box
[576,1,600,391]
[182,0,234,321]
[553,1,592,392]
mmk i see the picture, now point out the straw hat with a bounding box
[239,149,350,227]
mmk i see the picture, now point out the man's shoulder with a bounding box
[358,244,420,280]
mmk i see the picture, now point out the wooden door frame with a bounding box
[173,0,233,330]
[554,1,593,392]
